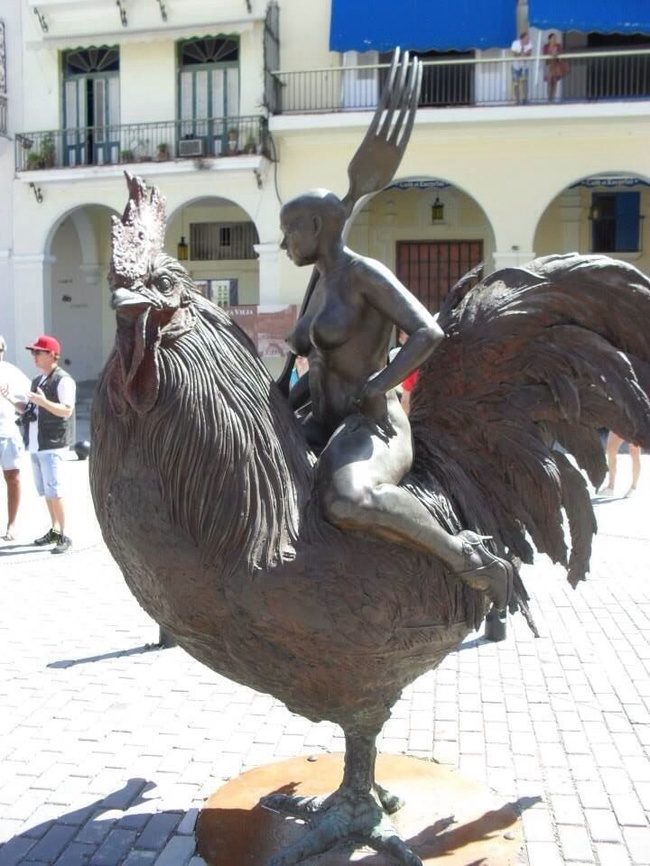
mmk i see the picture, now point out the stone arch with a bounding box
[166,194,263,307]
[348,174,497,310]
[533,169,650,269]
[42,202,120,382]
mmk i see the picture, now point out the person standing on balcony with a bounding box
[511,31,532,104]
[543,32,568,101]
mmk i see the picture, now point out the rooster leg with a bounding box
[262,730,422,866]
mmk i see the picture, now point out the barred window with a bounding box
[190,222,258,260]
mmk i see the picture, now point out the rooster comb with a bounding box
[110,172,167,288]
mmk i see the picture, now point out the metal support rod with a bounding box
[116,0,128,27]
[33,7,49,33]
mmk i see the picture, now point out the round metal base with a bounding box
[196,753,523,865]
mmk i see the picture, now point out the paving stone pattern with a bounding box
[0,455,649,865]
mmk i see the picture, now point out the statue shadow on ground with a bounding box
[199,772,542,865]
[47,641,171,669]
[0,778,200,864]
[453,635,491,652]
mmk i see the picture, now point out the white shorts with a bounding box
[31,450,66,498]
[0,436,23,471]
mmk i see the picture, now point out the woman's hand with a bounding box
[354,378,395,438]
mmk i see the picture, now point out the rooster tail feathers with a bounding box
[411,252,650,588]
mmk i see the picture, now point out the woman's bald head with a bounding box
[281,189,347,237]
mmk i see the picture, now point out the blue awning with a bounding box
[329,0,516,53]
[529,0,650,34]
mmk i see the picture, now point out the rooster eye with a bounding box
[156,275,173,293]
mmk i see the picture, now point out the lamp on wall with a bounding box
[588,202,601,221]
[431,196,445,222]
[177,236,189,261]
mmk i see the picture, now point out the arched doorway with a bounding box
[533,172,650,270]
[167,196,260,307]
[349,180,496,313]
[46,204,118,383]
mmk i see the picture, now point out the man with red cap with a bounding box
[12,335,76,553]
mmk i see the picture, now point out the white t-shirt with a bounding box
[0,360,31,439]
[511,39,532,72]
[28,372,76,453]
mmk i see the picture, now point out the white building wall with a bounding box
[1,0,650,377]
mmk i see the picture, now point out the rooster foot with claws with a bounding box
[261,784,422,866]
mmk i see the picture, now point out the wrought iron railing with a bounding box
[0,95,6,136]
[16,115,269,171]
[269,48,650,113]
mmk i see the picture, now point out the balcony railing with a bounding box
[268,48,650,114]
[0,95,6,136]
[16,115,269,172]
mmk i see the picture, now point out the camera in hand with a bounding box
[16,402,37,428]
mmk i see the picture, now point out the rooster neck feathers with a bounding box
[96,294,314,577]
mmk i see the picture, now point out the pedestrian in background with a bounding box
[0,336,31,540]
[601,431,641,498]
[11,335,76,553]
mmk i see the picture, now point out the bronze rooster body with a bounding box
[90,174,650,866]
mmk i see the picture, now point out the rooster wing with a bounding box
[409,253,650,588]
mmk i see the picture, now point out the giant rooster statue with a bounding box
[91,56,650,866]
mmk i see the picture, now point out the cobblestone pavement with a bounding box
[0,454,649,865]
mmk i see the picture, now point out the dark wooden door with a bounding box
[396,240,483,312]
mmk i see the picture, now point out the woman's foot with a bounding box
[453,530,513,611]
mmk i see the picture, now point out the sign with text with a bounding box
[228,305,298,360]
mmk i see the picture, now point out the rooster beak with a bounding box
[111,286,163,312]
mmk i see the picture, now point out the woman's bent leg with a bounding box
[317,405,512,608]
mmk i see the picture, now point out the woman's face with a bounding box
[280,210,319,267]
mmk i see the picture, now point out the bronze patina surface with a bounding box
[91,49,650,866]
[197,754,523,866]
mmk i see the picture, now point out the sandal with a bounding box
[453,530,513,612]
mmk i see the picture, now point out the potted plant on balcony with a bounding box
[227,127,239,154]
[25,151,44,170]
[40,134,56,168]
[156,142,170,161]
[244,134,257,155]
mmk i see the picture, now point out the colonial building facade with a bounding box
[0,0,649,380]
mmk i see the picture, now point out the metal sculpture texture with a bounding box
[91,53,650,866]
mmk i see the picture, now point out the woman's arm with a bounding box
[356,258,444,397]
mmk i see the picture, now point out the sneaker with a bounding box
[34,528,61,546]
[51,536,72,555]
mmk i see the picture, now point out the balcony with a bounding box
[16,115,269,172]
[268,48,650,114]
